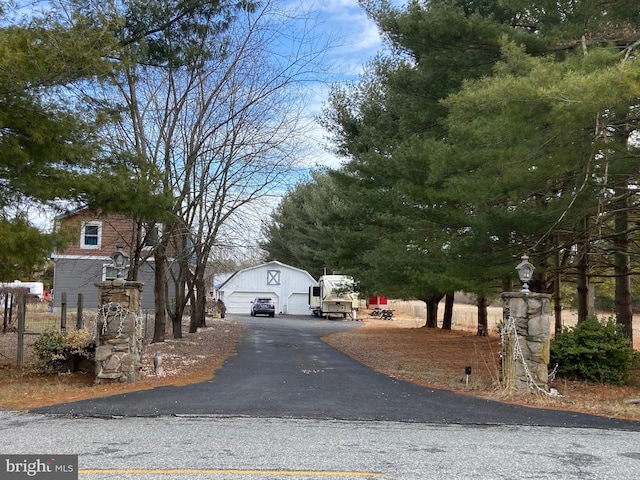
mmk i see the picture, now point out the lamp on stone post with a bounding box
[110,245,129,280]
[515,255,535,293]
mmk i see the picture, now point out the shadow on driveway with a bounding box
[33,315,640,431]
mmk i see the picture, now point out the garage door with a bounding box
[226,292,278,314]
[286,293,310,315]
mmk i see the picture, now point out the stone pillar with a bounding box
[94,280,144,384]
[500,292,551,394]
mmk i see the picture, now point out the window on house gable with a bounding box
[81,222,102,249]
[267,270,281,286]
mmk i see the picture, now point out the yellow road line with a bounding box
[79,468,384,477]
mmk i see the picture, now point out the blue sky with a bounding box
[316,0,410,85]
[293,0,401,170]
[318,0,390,75]
[23,0,406,230]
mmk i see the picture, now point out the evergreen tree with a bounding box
[0,9,114,209]
[0,5,117,280]
[268,0,640,339]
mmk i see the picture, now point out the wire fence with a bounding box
[384,298,640,349]
[386,299,504,332]
[0,292,164,368]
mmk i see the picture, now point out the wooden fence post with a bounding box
[2,293,8,334]
[5,293,14,333]
[17,294,26,368]
[76,293,83,330]
[60,292,67,332]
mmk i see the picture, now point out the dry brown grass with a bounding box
[324,313,640,421]
[0,318,246,411]
[1,311,640,421]
[324,320,502,393]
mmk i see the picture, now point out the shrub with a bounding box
[64,328,95,359]
[550,317,639,385]
[31,328,95,374]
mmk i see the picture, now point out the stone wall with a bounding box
[501,292,551,394]
[94,280,144,383]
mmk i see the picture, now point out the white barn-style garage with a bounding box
[217,261,318,315]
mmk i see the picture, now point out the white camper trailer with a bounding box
[309,274,358,318]
[0,280,44,300]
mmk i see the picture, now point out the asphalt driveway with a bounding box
[34,315,640,430]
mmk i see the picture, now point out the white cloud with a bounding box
[274,0,392,170]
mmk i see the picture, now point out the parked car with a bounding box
[251,297,275,317]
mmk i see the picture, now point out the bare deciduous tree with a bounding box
[69,0,334,340]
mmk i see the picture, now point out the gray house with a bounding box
[217,261,317,315]
[51,208,172,311]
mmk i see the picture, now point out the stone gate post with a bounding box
[94,280,144,383]
[500,292,551,394]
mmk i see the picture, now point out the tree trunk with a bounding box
[172,298,183,339]
[152,240,167,343]
[614,194,633,341]
[171,260,189,339]
[126,220,144,282]
[189,267,208,333]
[576,217,590,323]
[553,244,562,334]
[169,228,194,338]
[425,300,437,328]
[442,292,454,330]
[188,285,197,334]
[195,275,207,329]
[576,256,589,323]
[423,294,443,328]
[477,295,488,337]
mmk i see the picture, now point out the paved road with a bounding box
[3,412,640,479]
[10,315,640,478]
[33,315,640,431]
